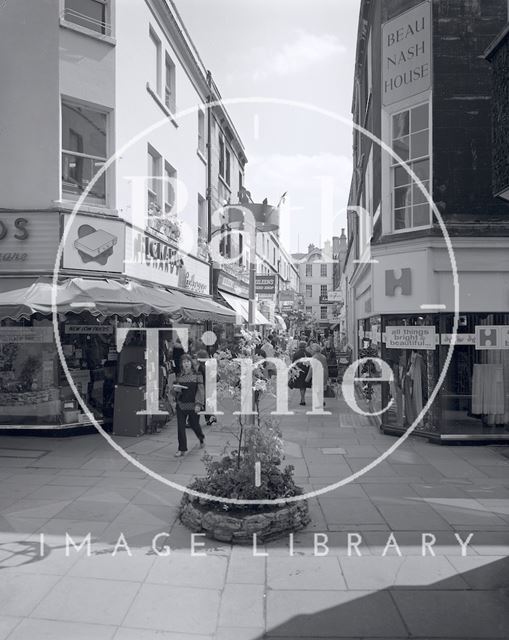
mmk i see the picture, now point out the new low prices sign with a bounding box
[385,326,436,350]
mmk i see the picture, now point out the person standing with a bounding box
[306,344,329,407]
[172,354,205,457]
[194,349,217,427]
[291,341,311,406]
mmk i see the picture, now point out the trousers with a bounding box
[176,406,204,452]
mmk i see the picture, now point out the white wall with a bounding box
[114,0,207,258]
[0,0,61,209]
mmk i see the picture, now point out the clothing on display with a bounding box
[472,364,505,416]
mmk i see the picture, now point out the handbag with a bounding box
[324,384,335,398]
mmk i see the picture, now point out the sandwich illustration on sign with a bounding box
[74,224,118,266]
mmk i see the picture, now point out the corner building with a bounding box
[343,0,509,442]
[0,0,241,433]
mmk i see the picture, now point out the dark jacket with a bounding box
[173,371,204,410]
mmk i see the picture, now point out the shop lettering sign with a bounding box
[385,326,436,350]
[475,326,509,350]
[217,272,249,298]
[441,333,475,346]
[0,327,54,343]
[125,226,210,294]
[65,325,114,335]
[382,2,432,106]
[0,213,59,271]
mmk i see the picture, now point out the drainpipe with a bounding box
[206,70,213,299]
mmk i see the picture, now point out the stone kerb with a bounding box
[180,496,310,544]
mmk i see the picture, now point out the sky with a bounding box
[173,0,362,253]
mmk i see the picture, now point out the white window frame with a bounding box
[164,162,176,215]
[62,0,111,37]
[320,263,327,277]
[320,306,328,320]
[165,52,176,113]
[198,109,206,156]
[61,97,109,206]
[147,145,162,212]
[306,285,313,298]
[390,99,432,234]
[149,27,162,97]
[306,264,313,277]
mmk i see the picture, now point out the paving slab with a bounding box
[392,589,509,638]
[6,619,116,640]
[266,589,408,637]
[218,584,265,628]
[123,584,220,635]
[30,575,139,625]
[267,556,346,590]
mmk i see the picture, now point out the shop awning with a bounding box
[166,289,237,324]
[219,292,271,325]
[0,278,182,320]
[274,314,287,331]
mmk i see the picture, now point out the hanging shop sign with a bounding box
[382,1,432,106]
[0,327,54,343]
[63,214,125,273]
[125,226,209,294]
[385,325,436,350]
[255,275,276,294]
[216,270,249,299]
[0,212,59,272]
[65,325,114,335]
[279,290,295,302]
[328,290,343,302]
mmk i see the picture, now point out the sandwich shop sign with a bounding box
[382,1,432,106]
[124,226,209,295]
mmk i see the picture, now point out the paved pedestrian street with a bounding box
[1,392,509,640]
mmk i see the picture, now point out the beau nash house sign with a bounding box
[382,1,432,106]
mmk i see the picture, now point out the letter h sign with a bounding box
[385,269,412,296]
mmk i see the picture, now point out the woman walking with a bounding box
[306,343,329,407]
[172,354,205,457]
[291,341,311,406]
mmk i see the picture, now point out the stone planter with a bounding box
[180,495,310,544]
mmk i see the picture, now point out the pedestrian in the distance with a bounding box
[195,349,217,427]
[291,341,311,406]
[172,354,205,457]
[306,343,329,407]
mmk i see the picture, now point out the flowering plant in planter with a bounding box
[179,335,310,541]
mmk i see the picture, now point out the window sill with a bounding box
[55,199,118,216]
[390,223,432,235]
[197,149,207,165]
[218,174,231,192]
[59,18,116,45]
[146,83,178,128]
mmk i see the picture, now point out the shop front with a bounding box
[213,268,270,337]
[371,241,509,442]
[0,213,235,433]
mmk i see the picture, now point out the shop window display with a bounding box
[0,318,60,425]
[441,313,509,433]
[60,314,117,425]
[381,316,434,432]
